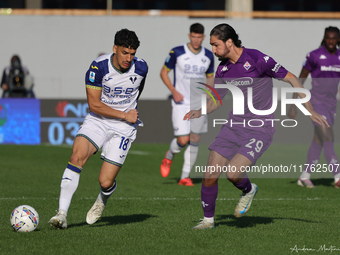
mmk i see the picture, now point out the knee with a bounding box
[99,178,115,190]
[177,136,189,147]
[227,176,243,184]
[69,154,86,168]
[202,178,218,187]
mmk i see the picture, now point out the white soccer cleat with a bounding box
[86,199,105,225]
[297,179,315,188]
[234,183,258,218]
[49,210,67,229]
[192,218,215,230]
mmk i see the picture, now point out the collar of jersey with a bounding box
[186,43,202,55]
[110,53,133,74]
[321,45,340,56]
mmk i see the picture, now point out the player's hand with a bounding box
[183,110,201,120]
[125,109,138,123]
[309,110,329,128]
[172,90,184,103]
[1,83,8,91]
[287,105,297,119]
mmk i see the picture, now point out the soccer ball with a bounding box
[10,205,39,232]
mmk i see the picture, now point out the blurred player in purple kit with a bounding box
[160,23,214,186]
[184,23,328,229]
[49,29,148,229]
[289,26,340,188]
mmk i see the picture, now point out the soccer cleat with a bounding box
[160,152,172,177]
[297,179,315,188]
[86,198,105,225]
[192,218,215,230]
[234,183,258,218]
[178,177,194,186]
[49,210,67,229]
[335,180,340,189]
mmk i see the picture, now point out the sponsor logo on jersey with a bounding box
[243,61,251,70]
[89,71,95,82]
[104,77,112,81]
[320,65,340,72]
[271,63,282,73]
[221,65,228,72]
[91,65,98,70]
[319,54,327,59]
[224,77,253,86]
[201,58,206,63]
[263,56,270,63]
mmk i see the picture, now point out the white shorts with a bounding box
[76,114,136,167]
[172,103,207,136]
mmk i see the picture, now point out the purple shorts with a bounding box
[209,125,273,164]
[311,103,336,127]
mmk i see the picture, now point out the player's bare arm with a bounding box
[288,68,310,119]
[283,71,329,127]
[86,87,138,123]
[160,65,184,103]
[183,98,221,120]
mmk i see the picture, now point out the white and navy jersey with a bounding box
[85,53,148,135]
[164,44,214,106]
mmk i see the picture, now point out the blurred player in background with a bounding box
[160,23,214,186]
[49,28,148,229]
[289,26,340,188]
[185,23,328,229]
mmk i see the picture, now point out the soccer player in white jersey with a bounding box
[49,29,148,229]
[160,23,215,186]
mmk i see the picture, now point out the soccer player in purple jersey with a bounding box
[49,29,148,229]
[289,26,340,188]
[184,23,328,229]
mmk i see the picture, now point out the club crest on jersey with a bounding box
[89,71,95,82]
[130,76,137,84]
[243,61,251,70]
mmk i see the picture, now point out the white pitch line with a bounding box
[129,150,152,155]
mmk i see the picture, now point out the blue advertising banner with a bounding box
[0,99,40,144]
[40,99,88,145]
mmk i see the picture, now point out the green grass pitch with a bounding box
[0,143,339,255]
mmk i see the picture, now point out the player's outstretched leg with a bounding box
[234,183,258,218]
[49,210,67,229]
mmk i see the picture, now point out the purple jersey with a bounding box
[215,47,288,133]
[303,46,340,109]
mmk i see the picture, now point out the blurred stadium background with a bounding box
[1,2,340,255]
[0,0,339,144]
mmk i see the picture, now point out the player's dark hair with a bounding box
[321,26,340,46]
[190,23,204,34]
[114,28,140,50]
[210,23,242,47]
